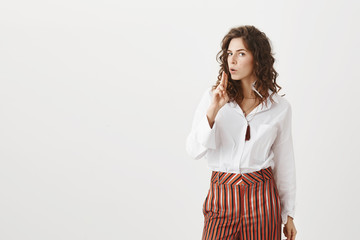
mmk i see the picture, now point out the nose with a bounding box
[230,55,236,65]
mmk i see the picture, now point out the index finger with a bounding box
[220,71,226,87]
[224,72,228,89]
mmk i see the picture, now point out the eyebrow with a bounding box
[227,49,247,52]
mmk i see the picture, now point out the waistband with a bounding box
[211,166,273,186]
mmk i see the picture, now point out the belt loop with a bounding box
[217,171,220,184]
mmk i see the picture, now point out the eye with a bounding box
[227,52,245,56]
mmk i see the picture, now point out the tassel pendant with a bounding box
[245,123,250,141]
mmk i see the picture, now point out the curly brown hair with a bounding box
[212,25,284,108]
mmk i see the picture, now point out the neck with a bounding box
[240,75,257,98]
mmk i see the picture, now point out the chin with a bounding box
[230,74,240,80]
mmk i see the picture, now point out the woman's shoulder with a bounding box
[271,92,292,118]
[276,94,291,108]
[270,89,291,107]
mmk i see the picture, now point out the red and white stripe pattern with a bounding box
[202,167,282,240]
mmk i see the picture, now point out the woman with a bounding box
[186,25,297,240]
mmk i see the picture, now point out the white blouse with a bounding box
[186,87,296,225]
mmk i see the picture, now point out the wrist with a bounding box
[207,105,219,118]
[209,103,220,112]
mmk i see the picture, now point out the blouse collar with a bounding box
[228,89,280,114]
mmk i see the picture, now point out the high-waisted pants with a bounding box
[202,166,282,240]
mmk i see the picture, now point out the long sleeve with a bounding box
[271,102,297,225]
[186,87,218,160]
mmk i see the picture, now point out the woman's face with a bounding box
[227,37,256,81]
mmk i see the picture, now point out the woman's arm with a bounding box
[271,101,297,225]
[185,88,219,160]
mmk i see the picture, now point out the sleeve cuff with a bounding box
[281,211,295,225]
[195,114,217,149]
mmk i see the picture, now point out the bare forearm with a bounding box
[206,105,220,129]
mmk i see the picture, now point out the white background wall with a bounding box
[1,0,359,239]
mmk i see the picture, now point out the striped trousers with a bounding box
[202,166,282,240]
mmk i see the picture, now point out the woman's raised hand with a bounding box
[206,72,229,128]
[211,71,229,110]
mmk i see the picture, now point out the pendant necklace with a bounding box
[243,80,264,141]
[242,99,261,141]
